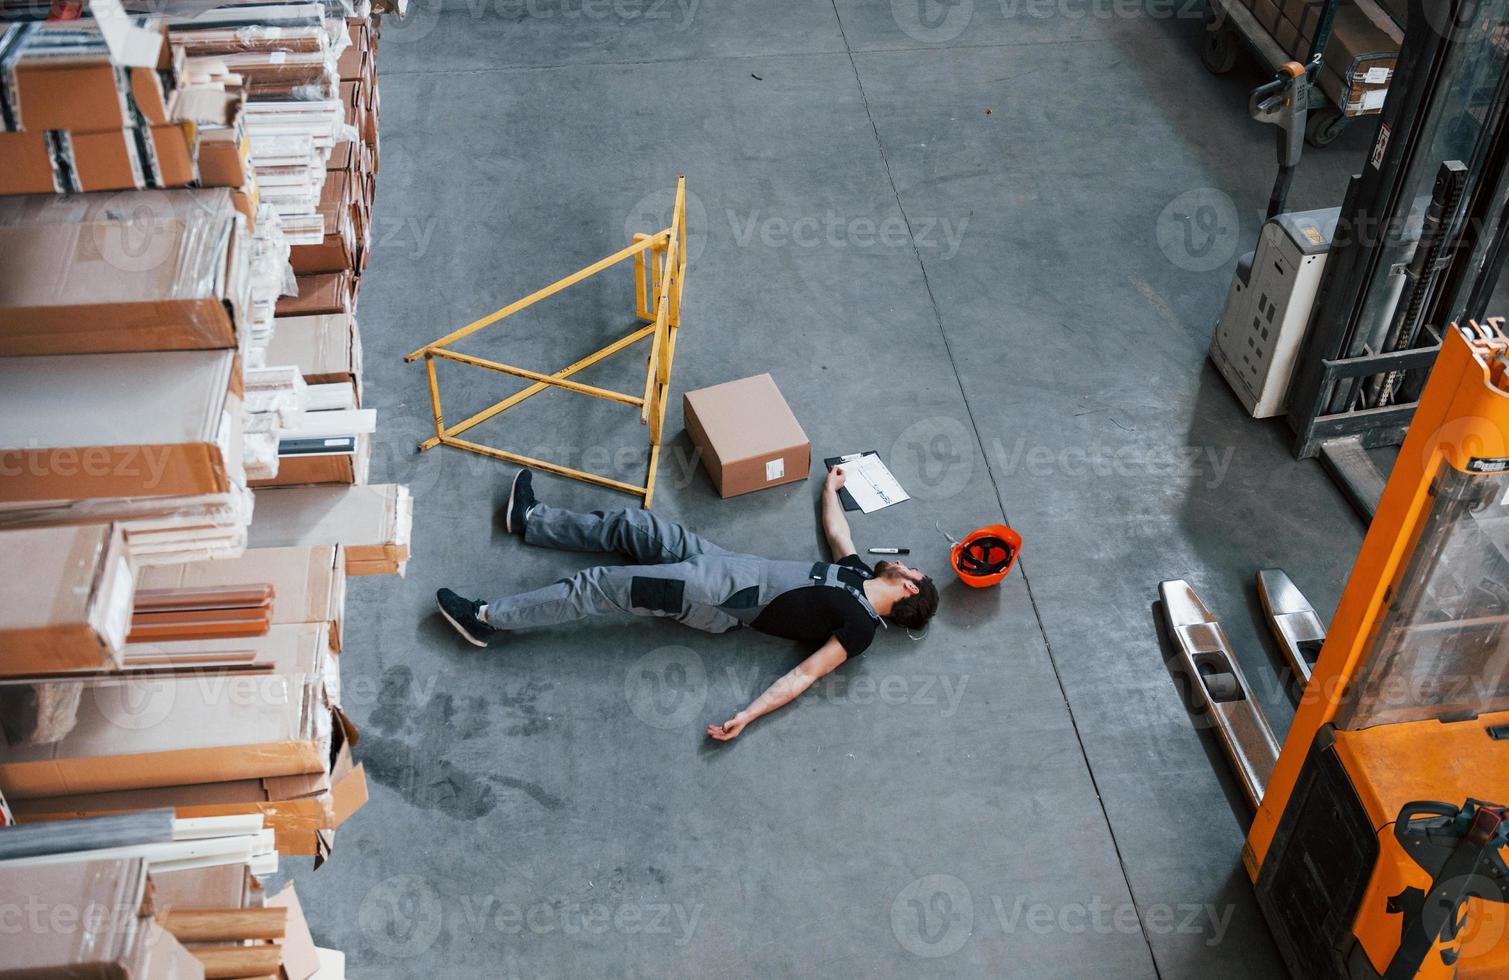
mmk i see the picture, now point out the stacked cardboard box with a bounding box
[153,2,357,245]
[0,524,135,674]
[1313,1,1401,115]
[0,835,347,977]
[0,20,253,201]
[1234,0,1401,116]
[0,857,206,978]
[0,7,405,968]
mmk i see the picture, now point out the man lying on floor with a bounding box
[436,465,939,740]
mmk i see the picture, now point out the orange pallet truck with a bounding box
[1161,319,1509,978]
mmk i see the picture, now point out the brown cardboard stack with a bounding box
[0,622,337,794]
[139,546,349,651]
[1234,0,1401,116]
[0,858,205,979]
[0,612,365,859]
[1,538,371,855]
[300,16,381,277]
[0,21,253,201]
[153,2,358,246]
[0,524,136,676]
[250,484,413,576]
[1313,0,1401,115]
[0,189,253,355]
[0,837,339,976]
[11,723,367,860]
[0,346,261,564]
[0,5,408,963]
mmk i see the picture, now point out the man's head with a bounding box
[872,560,939,630]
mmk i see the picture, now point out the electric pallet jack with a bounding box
[1160,319,1509,977]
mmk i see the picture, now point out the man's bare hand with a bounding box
[825,466,846,493]
[707,715,747,741]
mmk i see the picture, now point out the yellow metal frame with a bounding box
[405,176,688,507]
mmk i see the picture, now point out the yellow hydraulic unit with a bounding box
[406,176,689,507]
[1162,319,1509,978]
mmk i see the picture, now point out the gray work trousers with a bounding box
[484,505,837,634]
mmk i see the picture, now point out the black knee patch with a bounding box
[630,576,685,614]
[719,585,760,610]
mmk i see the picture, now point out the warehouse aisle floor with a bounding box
[292,2,1380,976]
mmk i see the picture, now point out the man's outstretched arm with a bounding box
[822,466,856,560]
[707,637,848,740]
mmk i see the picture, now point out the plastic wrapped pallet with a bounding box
[0,625,336,798]
[138,545,347,651]
[265,313,364,400]
[0,487,256,566]
[13,741,368,858]
[0,19,262,196]
[0,858,206,979]
[0,523,135,676]
[0,188,250,355]
[0,350,243,505]
[248,483,411,575]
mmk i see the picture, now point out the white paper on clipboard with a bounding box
[839,452,909,513]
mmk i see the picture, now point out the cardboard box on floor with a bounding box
[0,524,135,676]
[684,374,811,498]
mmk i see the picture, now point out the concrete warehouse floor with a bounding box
[291,2,1386,976]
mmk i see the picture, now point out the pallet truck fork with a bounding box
[1257,568,1328,689]
[1159,580,1282,810]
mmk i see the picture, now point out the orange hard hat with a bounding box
[950,524,1022,588]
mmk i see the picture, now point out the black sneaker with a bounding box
[505,468,537,536]
[436,588,495,647]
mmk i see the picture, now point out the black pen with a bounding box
[868,547,910,555]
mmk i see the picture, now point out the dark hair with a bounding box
[890,575,939,630]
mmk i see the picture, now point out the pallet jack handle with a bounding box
[1250,60,1314,220]
[1383,799,1509,979]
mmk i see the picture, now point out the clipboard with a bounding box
[824,451,877,512]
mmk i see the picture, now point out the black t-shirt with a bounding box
[749,555,878,657]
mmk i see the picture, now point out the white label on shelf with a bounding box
[765,458,785,482]
[1363,66,1391,84]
